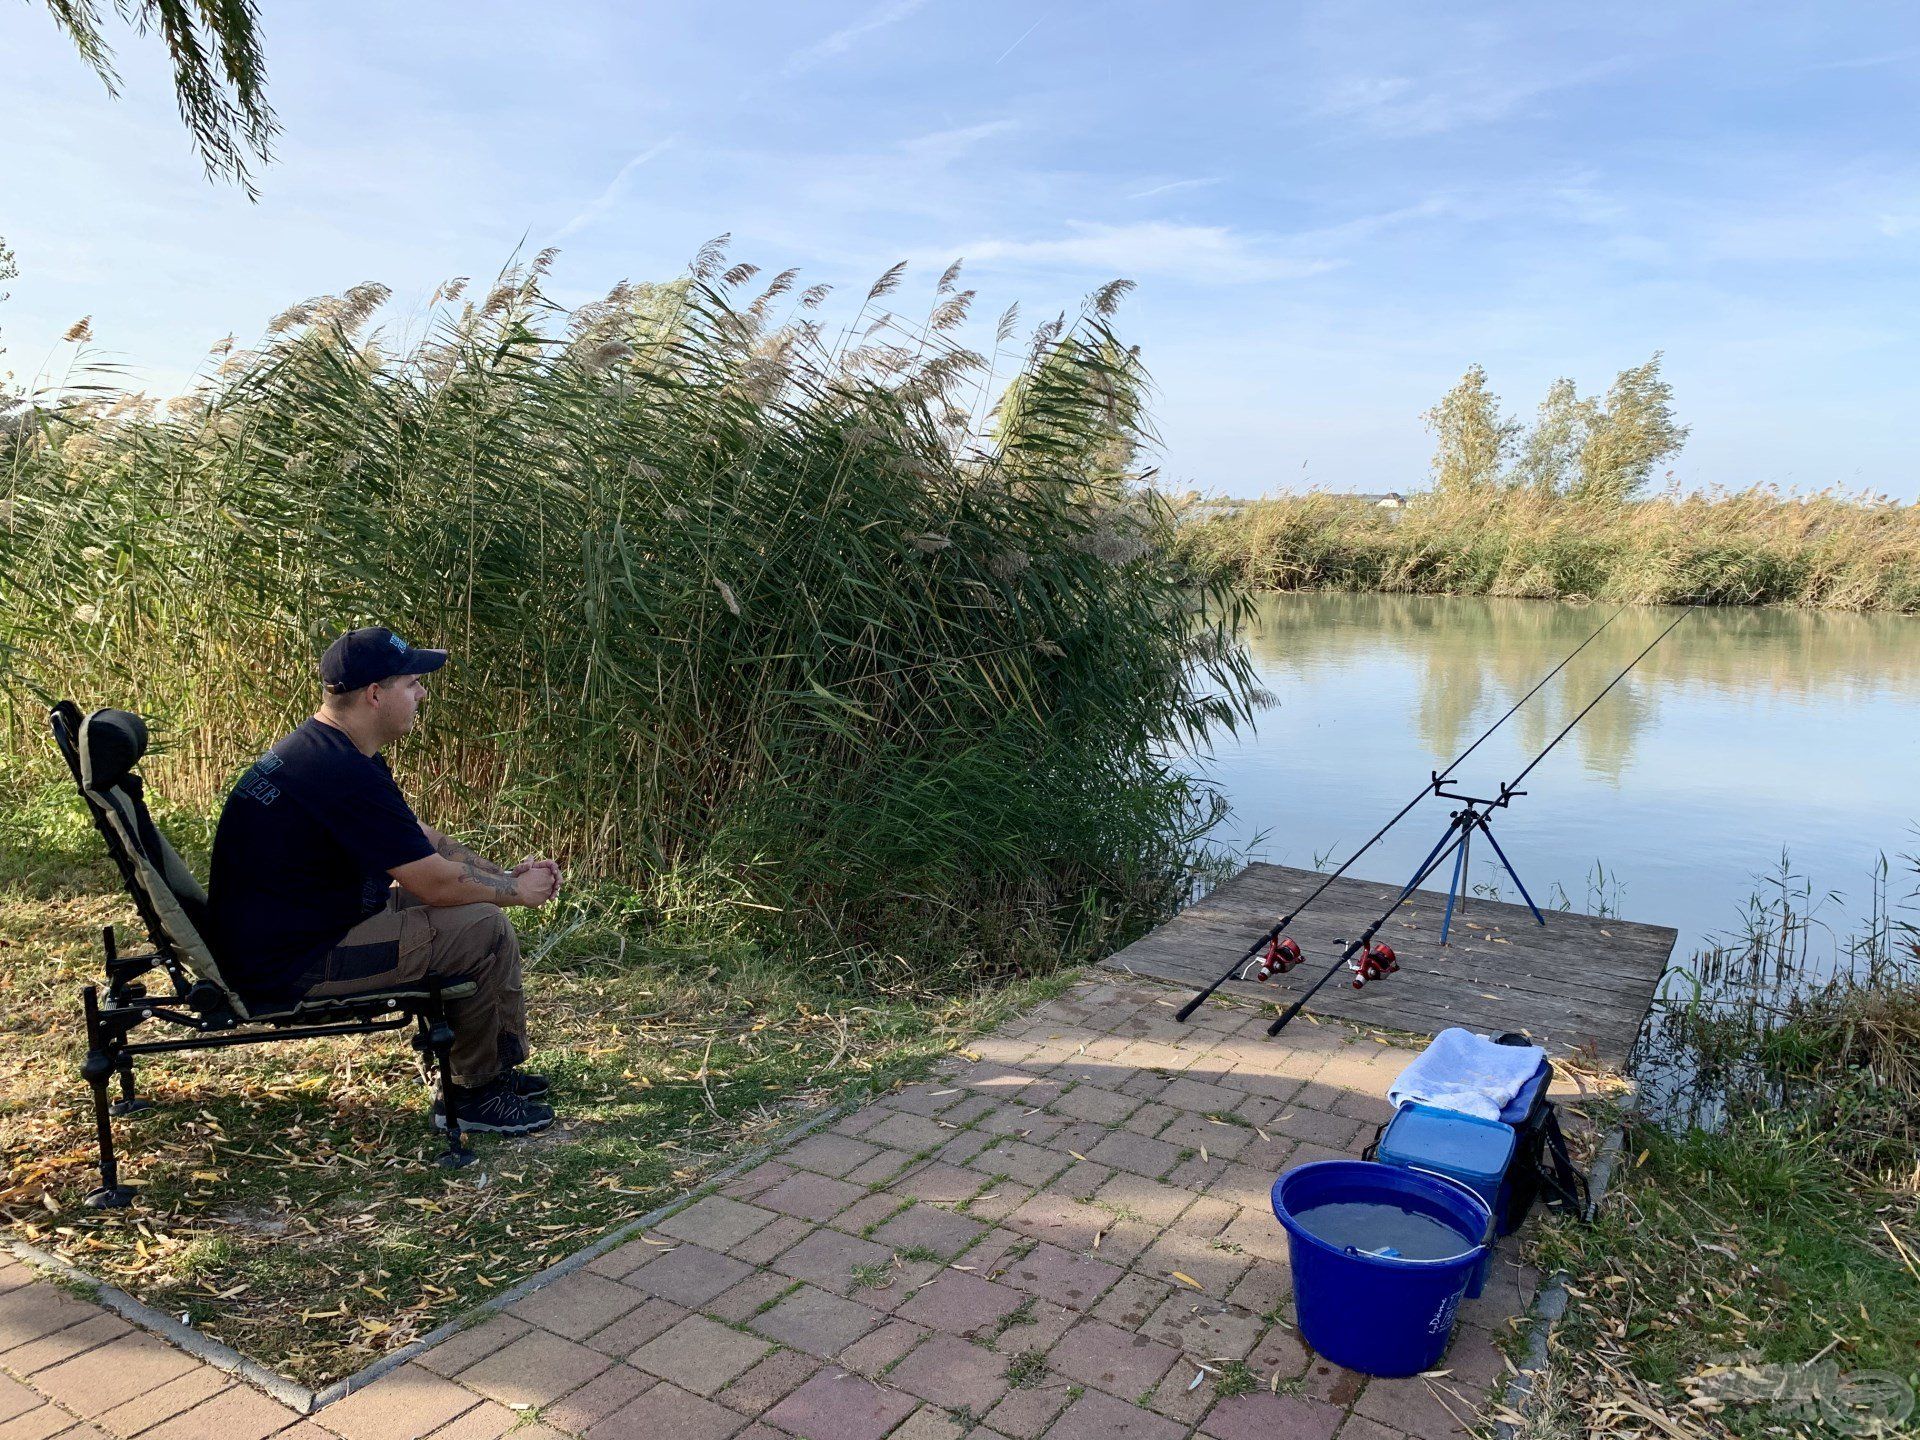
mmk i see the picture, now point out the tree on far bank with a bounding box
[34,0,277,195]
[1512,376,1596,494]
[1570,352,1688,503]
[1423,363,1519,493]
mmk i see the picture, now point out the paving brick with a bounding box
[870,1205,986,1260]
[967,1138,1067,1189]
[1271,1104,1365,1150]
[457,1327,612,1407]
[630,1316,770,1397]
[1159,1112,1253,1162]
[415,1315,533,1377]
[894,1271,1027,1337]
[754,1171,869,1224]
[982,1381,1071,1439]
[1137,1294,1262,1360]
[960,1182,1034,1224]
[1047,1084,1137,1125]
[834,1317,927,1375]
[1084,1130,1181,1179]
[770,1228,892,1293]
[996,1242,1121,1311]
[1045,1318,1181,1398]
[993,1297,1077,1356]
[508,1271,644,1340]
[1226,1259,1293,1321]
[714,1350,820,1417]
[315,1366,475,1440]
[654,1197,781,1253]
[929,1126,991,1167]
[538,1363,654,1435]
[622,1244,752,1308]
[1090,1273,1176,1331]
[1091,1173,1193,1228]
[1,1313,132,1378]
[954,1062,1032,1097]
[892,1163,982,1205]
[1352,1373,1482,1440]
[727,1214,816,1266]
[0,1401,78,1440]
[862,1111,957,1154]
[1002,1194,1105,1252]
[847,1258,942,1315]
[1246,1322,1313,1381]
[586,1297,690,1357]
[890,1408,968,1440]
[1042,1389,1185,1440]
[1294,1355,1370,1409]
[830,1194,908,1236]
[719,1160,795,1198]
[31,1329,198,1416]
[884,1082,973,1117]
[1134,1232,1252,1299]
[422,1399,519,1440]
[88,1367,228,1436]
[885,1333,1010,1411]
[587,1381,745,1440]
[587,1239,664,1280]
[747,1284,878,1356]
[844,1148,918,1187]
[706,1272,798,1325]
[1336,1417,1412,1440]
[139,1385,301,1440]
[0,1284,101,1355]
[1203,1391,1345,1440]
[1120,1099,1178,1136]
[783,1133,882,1178]
[0,1376,43,1426]
[761,1370,917,1440]
[973,1108,1063,1145]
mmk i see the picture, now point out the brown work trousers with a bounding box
[305,887,527,1087]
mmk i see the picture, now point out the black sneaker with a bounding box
[433,1078,555,1135]
[507,1070,551,1099]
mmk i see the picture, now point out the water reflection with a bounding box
[1200,594,1920,961]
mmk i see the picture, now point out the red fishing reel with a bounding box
[1253,936,1304,982]
[1349,942,1398,989]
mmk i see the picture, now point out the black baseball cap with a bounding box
[320,627,448,694]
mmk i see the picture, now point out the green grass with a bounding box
[1530,953,1920,1437]
[0,768,1073,1384]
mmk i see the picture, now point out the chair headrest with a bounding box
[80,709,151,790]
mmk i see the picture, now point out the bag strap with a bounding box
[1535,1104,1592,1221]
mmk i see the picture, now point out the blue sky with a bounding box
[4,1,1917,497]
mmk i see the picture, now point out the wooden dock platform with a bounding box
[1102,862,1678,1068]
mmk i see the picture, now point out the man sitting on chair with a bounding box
[207,627,561,1136]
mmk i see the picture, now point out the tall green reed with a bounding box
[1,246,1257,994]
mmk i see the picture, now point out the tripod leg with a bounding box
[1477,818,1546,925]
[81,987,137,1208]
[1441,828,1470,945]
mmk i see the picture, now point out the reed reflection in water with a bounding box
[1194,593,1920,962]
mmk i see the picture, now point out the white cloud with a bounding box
[1128,177,1222,202]
[783,0,929,77]
[553,139,676,240]
[953,221,1341,284]
[1315,62,1618,137]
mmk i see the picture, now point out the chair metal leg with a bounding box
[110,1054,152,1117]
[427,988,474,1169]
[81,986,138,1208]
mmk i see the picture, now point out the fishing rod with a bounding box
[1174,603,1631,1024]
[1263,603,1700,1038]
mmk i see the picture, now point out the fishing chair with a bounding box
[48,702,478,1208]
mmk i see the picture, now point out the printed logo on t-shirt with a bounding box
[239,754,282,806]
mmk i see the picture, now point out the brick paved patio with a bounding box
[0,975,1548,1440]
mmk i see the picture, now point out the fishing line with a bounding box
[1175,602,1632,1023]
[1262,603,1700,1038]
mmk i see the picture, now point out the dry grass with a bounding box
[1175,484,1920,613]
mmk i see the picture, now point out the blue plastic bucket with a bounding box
[1271,1160,1493,1377]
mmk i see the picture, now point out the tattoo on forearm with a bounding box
[437,834,507,876]
[461,859,519,896]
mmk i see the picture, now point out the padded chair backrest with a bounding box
[50,702,249,1019]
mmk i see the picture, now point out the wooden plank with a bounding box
[1102,862,1677,1067]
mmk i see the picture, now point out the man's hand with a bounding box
[513,861,560,907]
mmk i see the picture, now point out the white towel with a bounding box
[1387,1027,1546,1122]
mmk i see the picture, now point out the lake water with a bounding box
[1194,593,1920,978]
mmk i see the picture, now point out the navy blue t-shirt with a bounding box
[208,718,435,1005]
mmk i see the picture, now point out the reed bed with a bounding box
[0,247,1256,996]
[1174,483,1920,612]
